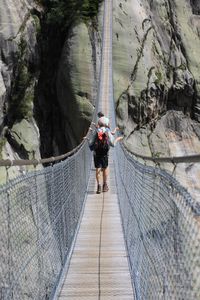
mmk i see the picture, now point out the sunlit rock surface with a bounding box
[113,0,200,201]
[56,22,101,149]
[1,0,200,199]
[0,0,103,160]
[0,0,41,163]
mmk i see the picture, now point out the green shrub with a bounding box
[0,138,6,159]
[32,15,41,34]
[155,70,163,84]
[9,44,33,122]
[42,0,102,30]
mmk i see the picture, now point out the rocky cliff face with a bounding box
[0,0,42,164]
[35,1,102,158]
[1,0,200,192]
[0,0,102,173]
[3,0,199,172]
[113,0,200,199]
[0,0,200,297]
[0,1,103,298]
[56,22,100,150]
[113,0,200,200]
[113,0,200,138]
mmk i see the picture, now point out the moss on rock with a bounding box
[9,119,40,159]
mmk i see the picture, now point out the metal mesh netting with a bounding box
[115,144,200,300]
[0,142,91,300]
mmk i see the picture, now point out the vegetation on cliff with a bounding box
[34,0,103,157]
[41,0,103,30]
[4,0,103,158]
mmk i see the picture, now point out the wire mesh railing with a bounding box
[115,143,200,300]
[0,141,91,300]
[1,0,200,299]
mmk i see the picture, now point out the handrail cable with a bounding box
[0,1,200,300]
[123,144,200,163]
[1,137,200,167]
[0,128,91,167]
[0,141,83,167]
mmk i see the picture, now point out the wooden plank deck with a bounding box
[58,153,134,299]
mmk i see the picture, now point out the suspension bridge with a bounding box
[0,0,200,299]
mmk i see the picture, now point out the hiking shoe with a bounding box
[96,184,101,194]
[103,182,109,192]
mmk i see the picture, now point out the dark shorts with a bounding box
[94,154,108,169]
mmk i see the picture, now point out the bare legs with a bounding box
[96,168,101,185]
[102,167,108,185]
[96,167,109,193]
[96,167,108,184]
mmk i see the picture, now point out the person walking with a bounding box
[95,111,119,135]
[89,118,122,194]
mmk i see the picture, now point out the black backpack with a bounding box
[93,129,110,155]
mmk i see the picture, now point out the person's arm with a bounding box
[108,130,124,146]
[113,136,123,145]
[83,126,94,140]
[111,127,120,135]
[108,131,115,147]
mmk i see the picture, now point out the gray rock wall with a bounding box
[33,5,103,157]
[113,0,200,201]
[113,0,200,132]
[56,22,101,149]
[1,0,199,171]
[0,0,102,162]
[0,0,42,164]
[113,0,200,147]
